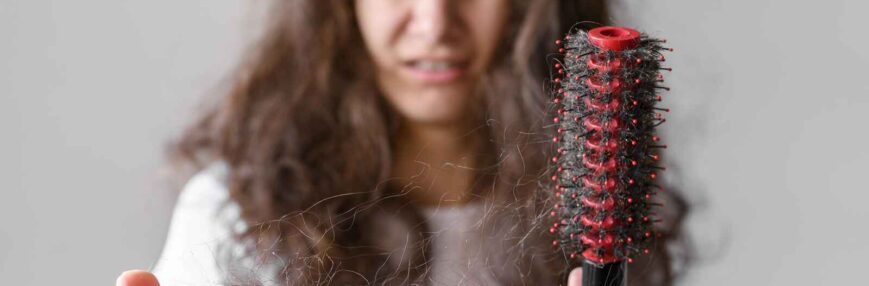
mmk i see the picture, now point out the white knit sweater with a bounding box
[152,165,496,285]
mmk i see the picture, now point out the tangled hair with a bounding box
[170,0,691,285]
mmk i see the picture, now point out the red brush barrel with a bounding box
[580,26,641,265]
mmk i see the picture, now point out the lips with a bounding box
[402,59,469,84]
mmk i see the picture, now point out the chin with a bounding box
[396,104,465,125]
[401,88,473,125]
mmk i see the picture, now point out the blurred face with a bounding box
[355,0,510,125]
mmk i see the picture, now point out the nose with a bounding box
[408,0,454,44]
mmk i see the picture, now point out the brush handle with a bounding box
[582,261,626,286]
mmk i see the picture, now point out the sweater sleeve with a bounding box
[152,165,239,286]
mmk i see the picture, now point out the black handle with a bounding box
[582,260,626,286]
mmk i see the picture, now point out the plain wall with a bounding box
[2,0,867,285]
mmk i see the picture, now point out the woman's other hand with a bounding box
[567,267,583,286]
[116,270,160,286]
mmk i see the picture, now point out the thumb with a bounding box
[567,267,583,286]
[116,270,160,286]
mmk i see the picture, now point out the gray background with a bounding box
[1,0,866,285]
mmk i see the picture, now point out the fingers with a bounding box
[567,267,583,286]
[116,270,160,286]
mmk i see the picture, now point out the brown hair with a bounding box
[171,0,690,285]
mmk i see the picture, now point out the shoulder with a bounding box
[176,163,231,211]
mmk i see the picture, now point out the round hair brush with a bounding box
[549,26,671,286]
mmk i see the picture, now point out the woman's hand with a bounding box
[567,267,583,286]
[116,270,160,286]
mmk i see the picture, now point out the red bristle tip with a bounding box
[555,39,562,45]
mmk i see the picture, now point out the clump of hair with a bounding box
[548,26,672,266]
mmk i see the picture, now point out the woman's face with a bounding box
[355,0,510,125]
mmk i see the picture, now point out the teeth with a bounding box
[414,61,454,71]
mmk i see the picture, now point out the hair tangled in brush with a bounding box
[552,27,666,264]
[167,1,691,285]
[549,25,682,274]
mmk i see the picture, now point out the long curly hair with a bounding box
[169,0,691,285]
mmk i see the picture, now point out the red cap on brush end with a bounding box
[550,25,671,272]
[587,27,641,51]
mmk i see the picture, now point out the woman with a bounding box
[118,0,688,285]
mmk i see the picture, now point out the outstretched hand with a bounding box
[116,270,159,286]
